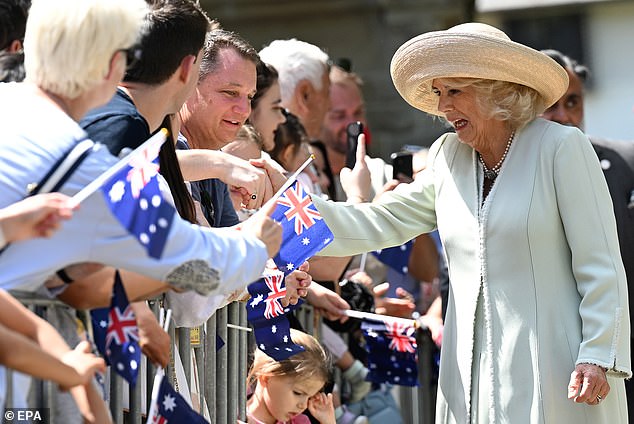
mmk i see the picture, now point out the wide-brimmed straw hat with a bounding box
[390,22,569,116]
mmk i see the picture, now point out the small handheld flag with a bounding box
[270,180,333,274]
[372,240,413,275]
[73,129,174,259]
[146,372,208,424]
[361,318,419,387]
[246,269,305,361]
[90,271,141,385]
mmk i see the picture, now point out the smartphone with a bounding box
[390,151,413,180]
[345,121,364,169]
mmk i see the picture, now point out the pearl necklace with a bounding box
[478,131,515,180]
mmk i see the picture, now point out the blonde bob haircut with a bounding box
[439,77,544,130]
[24,0,147,99]
[247,329,332,390]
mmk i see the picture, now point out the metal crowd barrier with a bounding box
[5,293,437,423]
[4,294,320,423]
[394,327,437,424]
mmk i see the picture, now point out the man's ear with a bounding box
[178,54,197,83]
[294,79,313,115]
[7,39,23,53]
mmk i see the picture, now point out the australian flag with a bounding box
[147,373,208,424]
[372,240,413,275]
[271,180,333,274]
[100,130,174,259]
[246,269,305,361]
[90,271,141,385]
[361,319,419,387]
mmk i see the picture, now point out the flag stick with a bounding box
[162,309,172,333]
[71,128,169,205]
[359,252,367,272]
[256,155,315,215]
[146,307,172,423]
[227,323,252,332]
[342,309,422,329]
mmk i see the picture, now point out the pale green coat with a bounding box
[313,119,631,423]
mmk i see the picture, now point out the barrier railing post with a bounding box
[216,306,228,423]
[204,313,217,423]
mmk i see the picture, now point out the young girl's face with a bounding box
[260,374,324,423]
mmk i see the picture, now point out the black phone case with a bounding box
[345,122,363,168]
[391,152,413,179]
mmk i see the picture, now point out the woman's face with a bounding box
[250,81,286,152]
[432,78,505,150]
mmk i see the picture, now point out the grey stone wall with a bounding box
[201,0,471,160]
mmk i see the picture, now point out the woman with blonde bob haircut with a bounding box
[24,0,146,100]
[309,23,631,423]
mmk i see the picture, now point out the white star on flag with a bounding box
[162,393,177,412]
[301,237,310,245]
[108,181,125,203]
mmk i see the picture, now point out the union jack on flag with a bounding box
[100,129,174,259]
[276,181,323,235]
[246,269,305,361]
[361,319,419,387]
[385,321,417,353]
[263,272,286,319]
[270,180,333,274]
[90,271,141,385]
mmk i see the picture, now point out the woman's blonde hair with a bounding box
[441,77,544,129]
[248,329,332,389]
[24,0,147,99]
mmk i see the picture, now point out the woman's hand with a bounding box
[373,282,416,318]
[283,261,311,306]
[305,283,350,322]
[567,363,610,405]
[307,392,335,424]
[0,193,74,243]
[60,341,106,390]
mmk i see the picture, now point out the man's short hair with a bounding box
[0,51,24,82]
[24,0,147,98]
[0,0,30,51]
[259,39,330,105]
[198,28,259,82]
[541,49,590,84]
[124,0,212,85]
[330,65,363,89]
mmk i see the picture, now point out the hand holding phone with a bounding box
[345,122,364,169]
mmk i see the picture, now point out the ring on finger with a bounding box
[596,395,603,403]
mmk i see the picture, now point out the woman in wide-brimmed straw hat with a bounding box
[308,22,630,423]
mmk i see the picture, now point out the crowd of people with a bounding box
[1,0,632,423]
